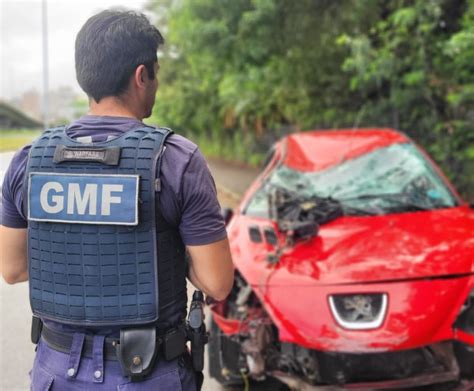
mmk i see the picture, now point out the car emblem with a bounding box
[329,293,388,330]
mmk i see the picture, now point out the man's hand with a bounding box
[187,238,234,301]
[0,226,28,284]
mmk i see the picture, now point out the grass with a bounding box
[0,129,42,152]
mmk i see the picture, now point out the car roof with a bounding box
[281,128,410,172]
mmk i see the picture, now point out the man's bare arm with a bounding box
[187,237,234,301]
[0,226,28,284]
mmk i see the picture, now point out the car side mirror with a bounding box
[221,208,234,226]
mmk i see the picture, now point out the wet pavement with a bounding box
[207,157,260,200]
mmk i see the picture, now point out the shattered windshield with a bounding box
[245,143,458,217]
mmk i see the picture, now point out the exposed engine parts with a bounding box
[268,186,343,242]
[241,321,273,379]
[210,273,474,390]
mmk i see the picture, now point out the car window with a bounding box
[245,143,458,217]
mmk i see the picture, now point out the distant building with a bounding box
[9,87,83,126]
[19,89,42,121]
[0,101,42,129]
[49,86,77,123]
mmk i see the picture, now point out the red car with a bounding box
[208,129,474,390]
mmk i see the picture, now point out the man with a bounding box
[0,10,234,390]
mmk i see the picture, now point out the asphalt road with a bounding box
[0,151,260,391]
[207,158,261,200]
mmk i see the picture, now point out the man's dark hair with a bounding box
[75,10,164,102]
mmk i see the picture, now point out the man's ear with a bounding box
[134,64,147,89]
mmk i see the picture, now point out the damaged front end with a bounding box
[211,180,474,390]
[210,273,472,390]
[209,272,277,384]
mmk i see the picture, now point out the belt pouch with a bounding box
[31,316,43,344]
[162,327,186,361]
[115,327,158,381]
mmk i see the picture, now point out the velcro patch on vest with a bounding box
[28,173,139,225]
[53,145,121,165]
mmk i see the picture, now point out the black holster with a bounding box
[187,291,209,390]
[115,325,186,382]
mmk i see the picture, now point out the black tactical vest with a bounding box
[25,126,187,328]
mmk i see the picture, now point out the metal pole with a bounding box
[42,0,49,129]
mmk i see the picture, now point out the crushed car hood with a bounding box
[227,206,474,351]
[230,206,474,286]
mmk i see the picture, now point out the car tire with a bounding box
[208,317,244,387]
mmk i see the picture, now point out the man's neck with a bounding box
[88,96,143,120]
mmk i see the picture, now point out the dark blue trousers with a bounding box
[30,335,197,390]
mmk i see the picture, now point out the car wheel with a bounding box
[208,317,244,387]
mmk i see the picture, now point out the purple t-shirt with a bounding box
[2,115,226,245]
[1,116,226,336]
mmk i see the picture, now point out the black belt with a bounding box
[40,323,187,363]
[41,325,122,361]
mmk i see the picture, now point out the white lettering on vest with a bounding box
[101,184,123,216]
[40,182,64,213]
[67,184,98,215]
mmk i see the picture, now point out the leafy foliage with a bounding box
[147,0,473,199]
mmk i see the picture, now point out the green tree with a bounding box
[340,0,473,197]
[147,0,473,198]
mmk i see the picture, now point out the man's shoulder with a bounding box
[7,144,31,176]
[158,132,206,199]
[131,124,198,158]
[164,132,198,157]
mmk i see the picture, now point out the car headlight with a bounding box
[329,293,388,330]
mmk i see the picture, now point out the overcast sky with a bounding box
[1,0,149,100]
